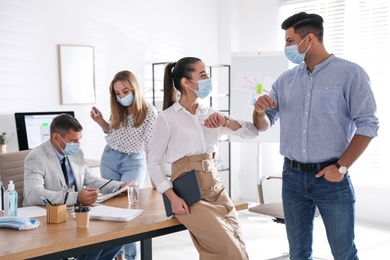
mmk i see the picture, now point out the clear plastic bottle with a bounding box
[4,180,18,216]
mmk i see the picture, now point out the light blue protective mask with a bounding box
[190,78,213,99]
[284,35,311,64]
[116,93,134,107]
[0,216,42,230]
[58,135,80,156]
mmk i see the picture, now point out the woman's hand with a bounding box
[90,106,110,133]
[204,112,225,128]
[204,112,241,131]
[164,188,189,215]
[90,106,103,122]
[171,196,190,215]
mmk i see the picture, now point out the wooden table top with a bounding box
[0,188,248,260]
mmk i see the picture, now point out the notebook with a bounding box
[162,169,202,217]
[88,205,143,222]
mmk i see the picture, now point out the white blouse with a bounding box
[105,102,158,161]
[147,102,259,194]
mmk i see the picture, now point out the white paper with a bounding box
[262,75,275,94]
[17,206,46,218]
[96,184,128,203]
[89,205,143,222]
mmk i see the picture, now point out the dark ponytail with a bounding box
[163,62,176,110]
[163,57,201,110]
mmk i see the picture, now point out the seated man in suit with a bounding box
[23,113,125,260]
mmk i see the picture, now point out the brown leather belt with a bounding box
[284,157,338,172]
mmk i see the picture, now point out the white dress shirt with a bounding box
[148,102,259,194]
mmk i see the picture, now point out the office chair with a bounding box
[249,175,284,223]
[249,175,324,260]
[0,150,31,207]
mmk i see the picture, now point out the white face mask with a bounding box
[57,135,80,156]
[116,93,134,107]
[284,35,311,64]
[189,78,213,99]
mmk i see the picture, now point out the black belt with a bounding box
[284,157,338,172]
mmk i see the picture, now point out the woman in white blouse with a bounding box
[90,70,157,260]
[148,57,259,260]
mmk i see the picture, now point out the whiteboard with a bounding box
[230,52,289,142]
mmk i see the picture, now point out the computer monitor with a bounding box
[14,111,75,151]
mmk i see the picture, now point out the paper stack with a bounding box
[96,185,128,203]
[89,205,143,222]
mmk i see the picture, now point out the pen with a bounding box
[40,196,53,206]
[45,198,53,206]
[40,196,49,206]
[99,178,114,190]
[63,191,69,204]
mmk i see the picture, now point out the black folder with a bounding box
[162,169,202,217]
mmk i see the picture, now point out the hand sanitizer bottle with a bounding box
[4,180,18,216]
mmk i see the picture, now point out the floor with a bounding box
[148,203,390,260]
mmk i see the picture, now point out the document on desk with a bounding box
[17,206,47,218]
[89,205,143,222]
[96,184,128,203]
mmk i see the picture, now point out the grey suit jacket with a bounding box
[23,140,121,207]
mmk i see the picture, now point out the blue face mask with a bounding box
[116,93,134,107]
[284,35,311,64]
[58,135,80,156]
[189,78,213,99]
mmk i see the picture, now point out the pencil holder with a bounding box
[46,204,67,224]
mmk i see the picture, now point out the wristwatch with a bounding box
[335,162,348,174]
[223,117,230,128]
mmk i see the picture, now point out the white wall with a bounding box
[229,0,282,202]
[238,0,281,52]
[0,0,220,160]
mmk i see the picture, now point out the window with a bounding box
[278,0,389,187]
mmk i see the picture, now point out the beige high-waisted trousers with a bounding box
[171,153,249,260]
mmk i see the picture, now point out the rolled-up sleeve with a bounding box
[220,117,260,139]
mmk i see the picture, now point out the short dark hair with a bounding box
[281,12,324,42]
[50,113,83,137]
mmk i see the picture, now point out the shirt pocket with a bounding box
[312,85,340,114]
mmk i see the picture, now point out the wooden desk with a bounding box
[0,188,248,260]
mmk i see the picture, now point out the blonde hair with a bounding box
[109,70,148,129]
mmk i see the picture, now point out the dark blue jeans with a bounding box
[76,245,122,260]
[282,161,358,260]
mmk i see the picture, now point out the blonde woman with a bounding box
[91,70,157,260]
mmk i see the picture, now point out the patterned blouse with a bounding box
[105,102,158,161]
